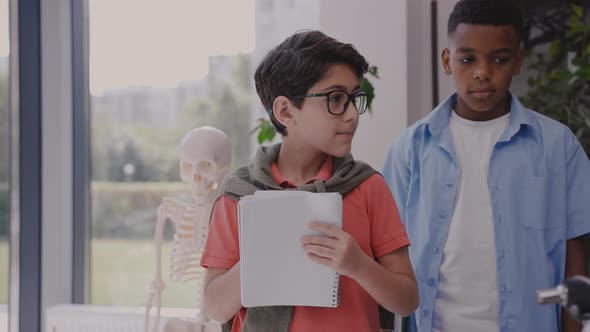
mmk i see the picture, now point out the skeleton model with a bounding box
[145,126,231,332]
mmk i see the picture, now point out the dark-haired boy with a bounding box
[201,30,419,332]
[383,1,590,331]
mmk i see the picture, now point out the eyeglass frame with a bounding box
[291,90,369,115]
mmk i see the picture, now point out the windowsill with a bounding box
[45,304,204,331]
[0,305,6,332]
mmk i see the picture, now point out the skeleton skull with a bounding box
[179,126,231,199]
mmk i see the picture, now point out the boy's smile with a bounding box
[442,23,524,121]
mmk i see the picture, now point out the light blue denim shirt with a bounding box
[383,93,590,332]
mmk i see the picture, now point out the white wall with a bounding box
[407,0,459,127]
[436,0,459,102]
[320,0,408,170]
[407,0,435,125]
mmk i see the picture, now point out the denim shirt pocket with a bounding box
[514,176,566,267]
[518,177,563,231]
[511,178,565,304]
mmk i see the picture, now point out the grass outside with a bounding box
[0,239,205,309]
[90,238,205,308]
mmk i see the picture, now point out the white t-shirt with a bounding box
[431,111,509,332]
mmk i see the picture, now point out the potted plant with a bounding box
[520,1,590,155]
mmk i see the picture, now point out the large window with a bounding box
[0,0,9,329]
[88,0,319,311]
[88,0,254,308]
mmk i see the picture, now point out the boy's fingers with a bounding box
[300,236,337,248]
[308,222,341,237]
[306,252,332,266]
[303,244,334,258]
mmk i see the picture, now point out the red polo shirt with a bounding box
[201,157,410,332]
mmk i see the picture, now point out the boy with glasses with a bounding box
[200,30,418,332]
[383,1,590,331]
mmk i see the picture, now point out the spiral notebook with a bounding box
[238,191,342,308]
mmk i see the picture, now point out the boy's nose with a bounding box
[342,103,359,121]
[473,63,492,80]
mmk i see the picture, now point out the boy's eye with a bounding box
[494,57,510,64]
[328,92,346,103]
[459,57,474,64]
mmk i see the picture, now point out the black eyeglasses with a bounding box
[292,90,369,115]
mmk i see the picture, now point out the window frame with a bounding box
[11,0,43,331]
[71,0,91,305]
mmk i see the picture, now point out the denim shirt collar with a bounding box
[424,93,542,144]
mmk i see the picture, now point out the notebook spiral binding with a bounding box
[332,273,342,307]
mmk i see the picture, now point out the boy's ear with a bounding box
[272,96,296,128]
[441,48,452,75]
[514,48,525,76]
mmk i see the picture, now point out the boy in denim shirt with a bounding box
[383,1,590,331]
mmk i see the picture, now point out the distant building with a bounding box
[92,86,177,127]
[91,55,241,128]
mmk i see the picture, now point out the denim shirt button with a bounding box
[440,212,448,219]
[490,182,498,192]
[427,278,436,287]
[446,180,454,187]
[433,247,440,254]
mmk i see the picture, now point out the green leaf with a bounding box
[572,4,583,19]
[367,66,380,79]
[575,67,590,80]
[361,78,375,114]
[549,41,561,58]
[360,65,380,114]
[253,118,276,144]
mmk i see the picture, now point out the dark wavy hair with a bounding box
[254,30,368,136]
[448,0,524,44]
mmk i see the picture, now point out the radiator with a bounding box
[46,304,199,332]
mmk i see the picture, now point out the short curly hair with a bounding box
[254,30,369,136]
[448,0,524,44]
